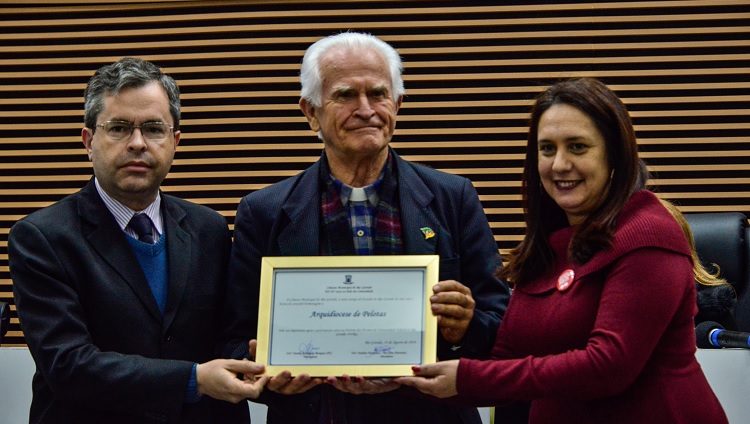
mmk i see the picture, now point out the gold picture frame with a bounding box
[255,255,439,377]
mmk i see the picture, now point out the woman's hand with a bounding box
[395,360,459,398]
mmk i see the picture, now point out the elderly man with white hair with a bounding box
[221,32,510,424]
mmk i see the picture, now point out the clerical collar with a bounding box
[330,171,384,207]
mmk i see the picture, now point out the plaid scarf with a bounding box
[320,151,403,256]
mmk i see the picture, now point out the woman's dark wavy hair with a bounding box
[498,78,648,286]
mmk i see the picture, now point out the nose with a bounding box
[126,127,148,151]
[551,151,572,173]
[353,94,375,119]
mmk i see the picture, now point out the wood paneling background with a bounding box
[1,0,749,346]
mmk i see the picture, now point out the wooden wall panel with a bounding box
[1,0,748,346]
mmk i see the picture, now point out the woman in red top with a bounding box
[398,78,727,423]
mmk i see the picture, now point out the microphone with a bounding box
[695,321,750,349]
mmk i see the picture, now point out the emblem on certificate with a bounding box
[254,255,440,377]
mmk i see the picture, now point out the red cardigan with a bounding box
[457,191,727,423]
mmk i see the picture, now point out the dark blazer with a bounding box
[9,179,246,424]
[221,150,510,424]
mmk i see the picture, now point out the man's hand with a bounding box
[326,375,400,395]
[395,360,459,398]
[266,370,324,395]
[196,359,270,403]
[430,280,475,344]
[249,339,324,395]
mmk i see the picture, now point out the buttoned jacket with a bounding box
[9,179,243,424]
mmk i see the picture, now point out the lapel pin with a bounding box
[420,227,435,240]
[557,269,575,291]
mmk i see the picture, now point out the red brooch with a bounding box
[557,269,575,291]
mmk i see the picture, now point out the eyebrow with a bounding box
[538,136,588,144]
[369,83,389,92]
[330,83,390,96]
[331,85,353,96]
[105,118,168,125]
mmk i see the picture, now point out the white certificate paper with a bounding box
[255,256,439,377]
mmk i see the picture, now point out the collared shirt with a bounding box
[331,175,382,256]
[94,178,163,243]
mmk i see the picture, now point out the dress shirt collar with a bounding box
[94,177,163,236]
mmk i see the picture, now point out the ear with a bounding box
[81,128,94,161]
[173,130,181,147]
[299,98,320,133]
[395,95,403,112]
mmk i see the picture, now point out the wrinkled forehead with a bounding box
[319,46,392,90]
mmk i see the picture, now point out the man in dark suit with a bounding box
[220,32,511,424]
[9,57,269,424]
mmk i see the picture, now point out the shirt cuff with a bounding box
[184,363,203,404]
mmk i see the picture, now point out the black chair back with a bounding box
[0,301,9,344]
[685,212,750,331]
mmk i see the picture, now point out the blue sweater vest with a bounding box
[126,233,168,315]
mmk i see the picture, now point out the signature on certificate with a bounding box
[373,345,393,354]
[299,341,321,357]
[366,345,393,357]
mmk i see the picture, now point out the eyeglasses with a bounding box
[95,120,174,142]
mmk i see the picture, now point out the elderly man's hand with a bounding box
[430,280,475,344]
[325,375,400,395]
[266,370,324,395]
[249,339,324,395]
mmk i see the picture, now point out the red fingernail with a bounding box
[412,366,421,372]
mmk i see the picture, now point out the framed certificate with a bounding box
[255,255,439,377]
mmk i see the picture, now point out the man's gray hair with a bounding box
[83,57,180,130]
[300,32,404,108]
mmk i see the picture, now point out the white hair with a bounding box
[299,32,404,108]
